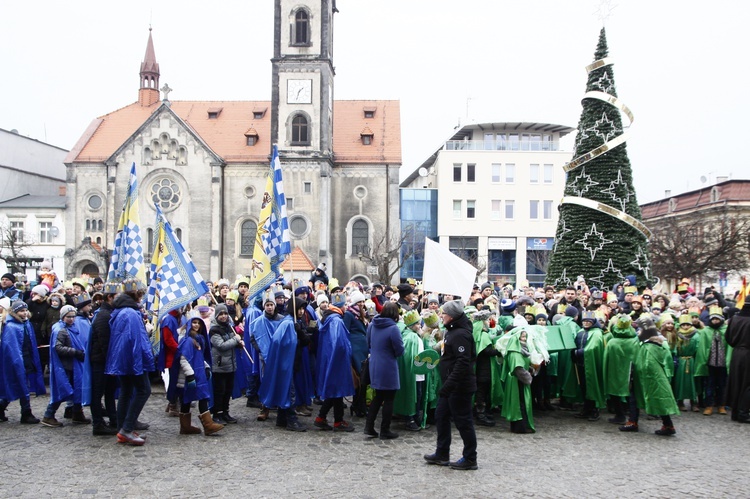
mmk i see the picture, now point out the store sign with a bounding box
[527,237,554,250]
[488,237,516,250]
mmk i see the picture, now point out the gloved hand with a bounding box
[186,374,196,389]
[205,367,212,380]
[75,350,85,362]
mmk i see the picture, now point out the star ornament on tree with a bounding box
[589,258,624,290]
[593,72,616,95]
[574,223,613,261]
[629,247,651,280]
[601,169,632,211]
[582,111,621,145]
[553,268,573,289]
[570,167,599,197]
[553,219,573,252]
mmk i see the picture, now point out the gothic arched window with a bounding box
[240,220,257,256]
[352,219,370,256]
[293,10,310,46]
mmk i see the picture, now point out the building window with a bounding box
[88,194,102,210]
[544,164,554,184]
[246,135,258,146]
[453,200,462,219]
[543,200,553,220]
[711,186,720,203]
[352,219,370,255]
[509,134,519,150]
[505,200,515,220]
[97,220,103,231]
[530,164,540,184]
[449,236,478,263]
[489,249,516,275]
[151,178,181,211]
[291,115,309,145]
[10,221,24,242]
[287,197,294,211]
[542,134,552,151]
[505,164,515,183]
[292,9,310,46]
[38,222,52,243]
[361,134,373,145]
[530,134,541,151]
[467,164,476,182]
[86,219,91,231]
[303,181,312,194]
[491,200,501,220]
[453,164,462,182]
[530,200,540,220]
[466,200,476,219]
[364,110,375,118]
[175,228,182,241]
[491,164,501,183]
[240,220,257,256]
[289,215,309,238]
[146,228,154,256]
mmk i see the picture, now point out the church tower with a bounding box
[271,1,337,265]
[139,28,160,107]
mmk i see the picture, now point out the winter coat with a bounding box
[343,309,368,374]
[366,316,404,390]
[89,302,113,366]
[634,338,680,416]
[438,314,477,395]
[726,307,750,417]
[210,317,239,373]
[105,293,155,376]
[27,299,49,343]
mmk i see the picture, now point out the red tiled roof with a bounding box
[70,99,401,166]
[641,180,750,219]
[280,246,315,272]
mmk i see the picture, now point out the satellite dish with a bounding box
[700,176,707,184]
[418,167,428,177]
[50,226,60,237]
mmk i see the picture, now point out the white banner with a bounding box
[422,238,477,300]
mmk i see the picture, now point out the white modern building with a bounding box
[401,122,574,287]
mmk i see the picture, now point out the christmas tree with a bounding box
[546,28,652,291]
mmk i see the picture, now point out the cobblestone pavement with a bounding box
[1,383,748,498]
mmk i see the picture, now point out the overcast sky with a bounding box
[1,0,746,203]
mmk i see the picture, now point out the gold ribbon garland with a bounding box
[561,56,649,240]
[561,196,652,239]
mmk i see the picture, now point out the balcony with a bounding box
[445,140,561,152]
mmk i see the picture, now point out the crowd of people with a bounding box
[2,262,750,471]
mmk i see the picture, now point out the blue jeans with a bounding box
[117,373,151,432]
[435,391,477,461]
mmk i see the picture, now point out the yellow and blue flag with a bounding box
[107,162,146,283]
[247,145,291,301]
[146,205,209,355]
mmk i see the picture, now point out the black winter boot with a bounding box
[21,409,40,425]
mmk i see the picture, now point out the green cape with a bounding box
[563,327,606,408]
[634,340,680,416]
[500,333,534,429]
[602,325,638,398]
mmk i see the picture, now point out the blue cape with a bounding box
[316,311,355,399]
[49,321,88,404]
[0,315,46,401]
[293,342,314,407]
[258,316,297,409]
[105,306,155,376]
[249,313,281,369]
[171,334,212,404]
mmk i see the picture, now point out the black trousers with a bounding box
[434,391,477,461]
[367,389,396,431]
[212,372,235,414]
[90,363,118,426]
[318,397,345,423]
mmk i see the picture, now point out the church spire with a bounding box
[138,27,160,107]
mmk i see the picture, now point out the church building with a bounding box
[63,0,401,284]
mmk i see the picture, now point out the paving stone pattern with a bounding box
[1,385,748,498]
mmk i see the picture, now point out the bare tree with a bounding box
[0,223,31,273]
[359,227,415,284]
[648,208,750,283]
[527,249,552,275]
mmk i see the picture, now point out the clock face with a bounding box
[287,79,312,104]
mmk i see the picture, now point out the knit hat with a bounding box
[396,283,414,297]
[564,305,579,319]
[11,300,28,313]
[214,304,229,316]
[480,282,493,292]
[442,299,465,319]
[348,290,366,305]
[500,299,516,313]
[31,285,48,297]
[316,293,330,307]
[403,309,421,327]
[60,305,76,318]
[2,272,16,283]
[427,294,440,305]
[0,296,11,310]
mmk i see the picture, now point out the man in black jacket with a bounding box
[424,299,478,470]
[88,282,120,435]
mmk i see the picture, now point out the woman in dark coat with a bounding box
[343,291,369,417]
[364,302,404,439]
[726,303,750,423]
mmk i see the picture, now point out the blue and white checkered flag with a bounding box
[146,206,209,355]
[107,162,145,283]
